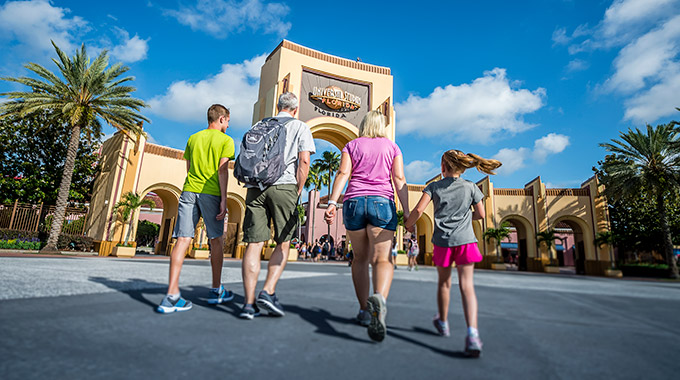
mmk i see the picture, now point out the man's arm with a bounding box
[216,157,230,220]
[296,151,311,195]
[186,160,191,173]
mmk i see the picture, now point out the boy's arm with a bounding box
[405,192,431,232]
[216,157,230,220]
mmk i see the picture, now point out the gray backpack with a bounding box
[234,116,293,190]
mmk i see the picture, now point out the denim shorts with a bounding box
[173,191,224,239]
[343,196,398,231]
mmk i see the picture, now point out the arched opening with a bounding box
[414,213,434,265]
[224,193,245,257]
[551,216,594,275]
[500,215,536,271]
[140,184,181,256]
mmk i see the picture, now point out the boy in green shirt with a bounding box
[157,104,235,313]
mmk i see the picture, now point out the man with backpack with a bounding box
[236,92,315,319]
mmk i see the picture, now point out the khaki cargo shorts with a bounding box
[242,184,298,244]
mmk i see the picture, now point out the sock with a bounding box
[211,285,222,292]
[468,327,479,337]
[167,293,180,301]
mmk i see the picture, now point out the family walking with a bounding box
[155,92,501,357]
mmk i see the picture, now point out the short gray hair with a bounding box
[277,92,298,111]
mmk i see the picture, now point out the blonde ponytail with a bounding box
[442,150,502,175]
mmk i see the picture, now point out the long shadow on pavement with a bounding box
[388,325,466,358]
[284,304,372,344]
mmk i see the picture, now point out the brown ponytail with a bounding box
[441,149,502,175]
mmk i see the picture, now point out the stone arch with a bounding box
[308,117,360,150]
[551,215,595,274]
[500,214,537,271]
[139,183,181,255]
[414,212,434,265]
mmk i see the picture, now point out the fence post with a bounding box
[8,199,18,230]
[35,202,43,232]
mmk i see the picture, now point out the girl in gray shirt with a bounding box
[405,149,501,358]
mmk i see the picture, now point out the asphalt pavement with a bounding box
[1,255,679,380]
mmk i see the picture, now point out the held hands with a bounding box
[324,204,336,225]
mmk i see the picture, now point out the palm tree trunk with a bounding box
[327,168,332,246]
[41,125,81,253]
[125,217,134,246]
[657,193,679,279]
[311,189,317,243]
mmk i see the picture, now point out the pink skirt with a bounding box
[433,243,483,267]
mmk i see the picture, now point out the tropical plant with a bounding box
[536,229,562,264]
[136,220,160,247]
[0,42,149,254]
[483,222,511,262]
[594,231,617,269]
[599,123,680,278]
[303,162,328,242]
[314,151,341,245]
[114,192,154,246]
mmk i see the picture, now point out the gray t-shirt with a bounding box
[423,177,484,247]
[249,111,315,187]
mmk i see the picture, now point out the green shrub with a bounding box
[57,234,94,251]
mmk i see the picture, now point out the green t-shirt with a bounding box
[182,129,235,196]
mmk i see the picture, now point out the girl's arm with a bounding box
[472,200,485,220]
[405,192,431,232]
[324,152,352,224]
[391,154,410,220]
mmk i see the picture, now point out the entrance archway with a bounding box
[140,183,181,255]
[501,215,535,271]
[551,216,594,275]
[225,193,245,257]
[309,118,359,150]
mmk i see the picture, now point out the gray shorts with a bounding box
[173,191,224,239]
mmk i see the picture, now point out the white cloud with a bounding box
[623,66,680,122]
[557,0,680,124]
[565,59,589,73]
[148,54,266,128]
[493,148,529,176]
[533,133,570,162]
[163,0,291,38]
[404,160,441,184]
[395,68,546,144]
[601,0,676,42]
[110,28,150,63]
[492,133,570,175]
[0,0,87,54]
[552,27,571,46]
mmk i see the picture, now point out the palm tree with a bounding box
[114,192,154,246]
[483,222,511,262]
[0,42,149,253]
[536,229,561,264]
[314,151,341,243]
[304,162,328,243]
[599,123,680,278]
[594,231,617,269]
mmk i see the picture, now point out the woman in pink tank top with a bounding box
[324,110,409,342]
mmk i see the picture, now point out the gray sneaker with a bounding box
[256,291,285,317]
[465,335,483,357]
[366,293,387,342]
[356,309,371,326]
[433,317,450,337]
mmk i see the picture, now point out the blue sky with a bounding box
[2,0,680,192]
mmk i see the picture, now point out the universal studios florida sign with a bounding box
[299,70,370,127]
[310,85,361,112]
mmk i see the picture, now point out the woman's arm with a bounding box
[391,154,410,220]
[324,152,352,224]
[405,192,431,232]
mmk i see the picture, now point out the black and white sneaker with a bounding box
[239,304,261,320]
[256,291,285,317]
